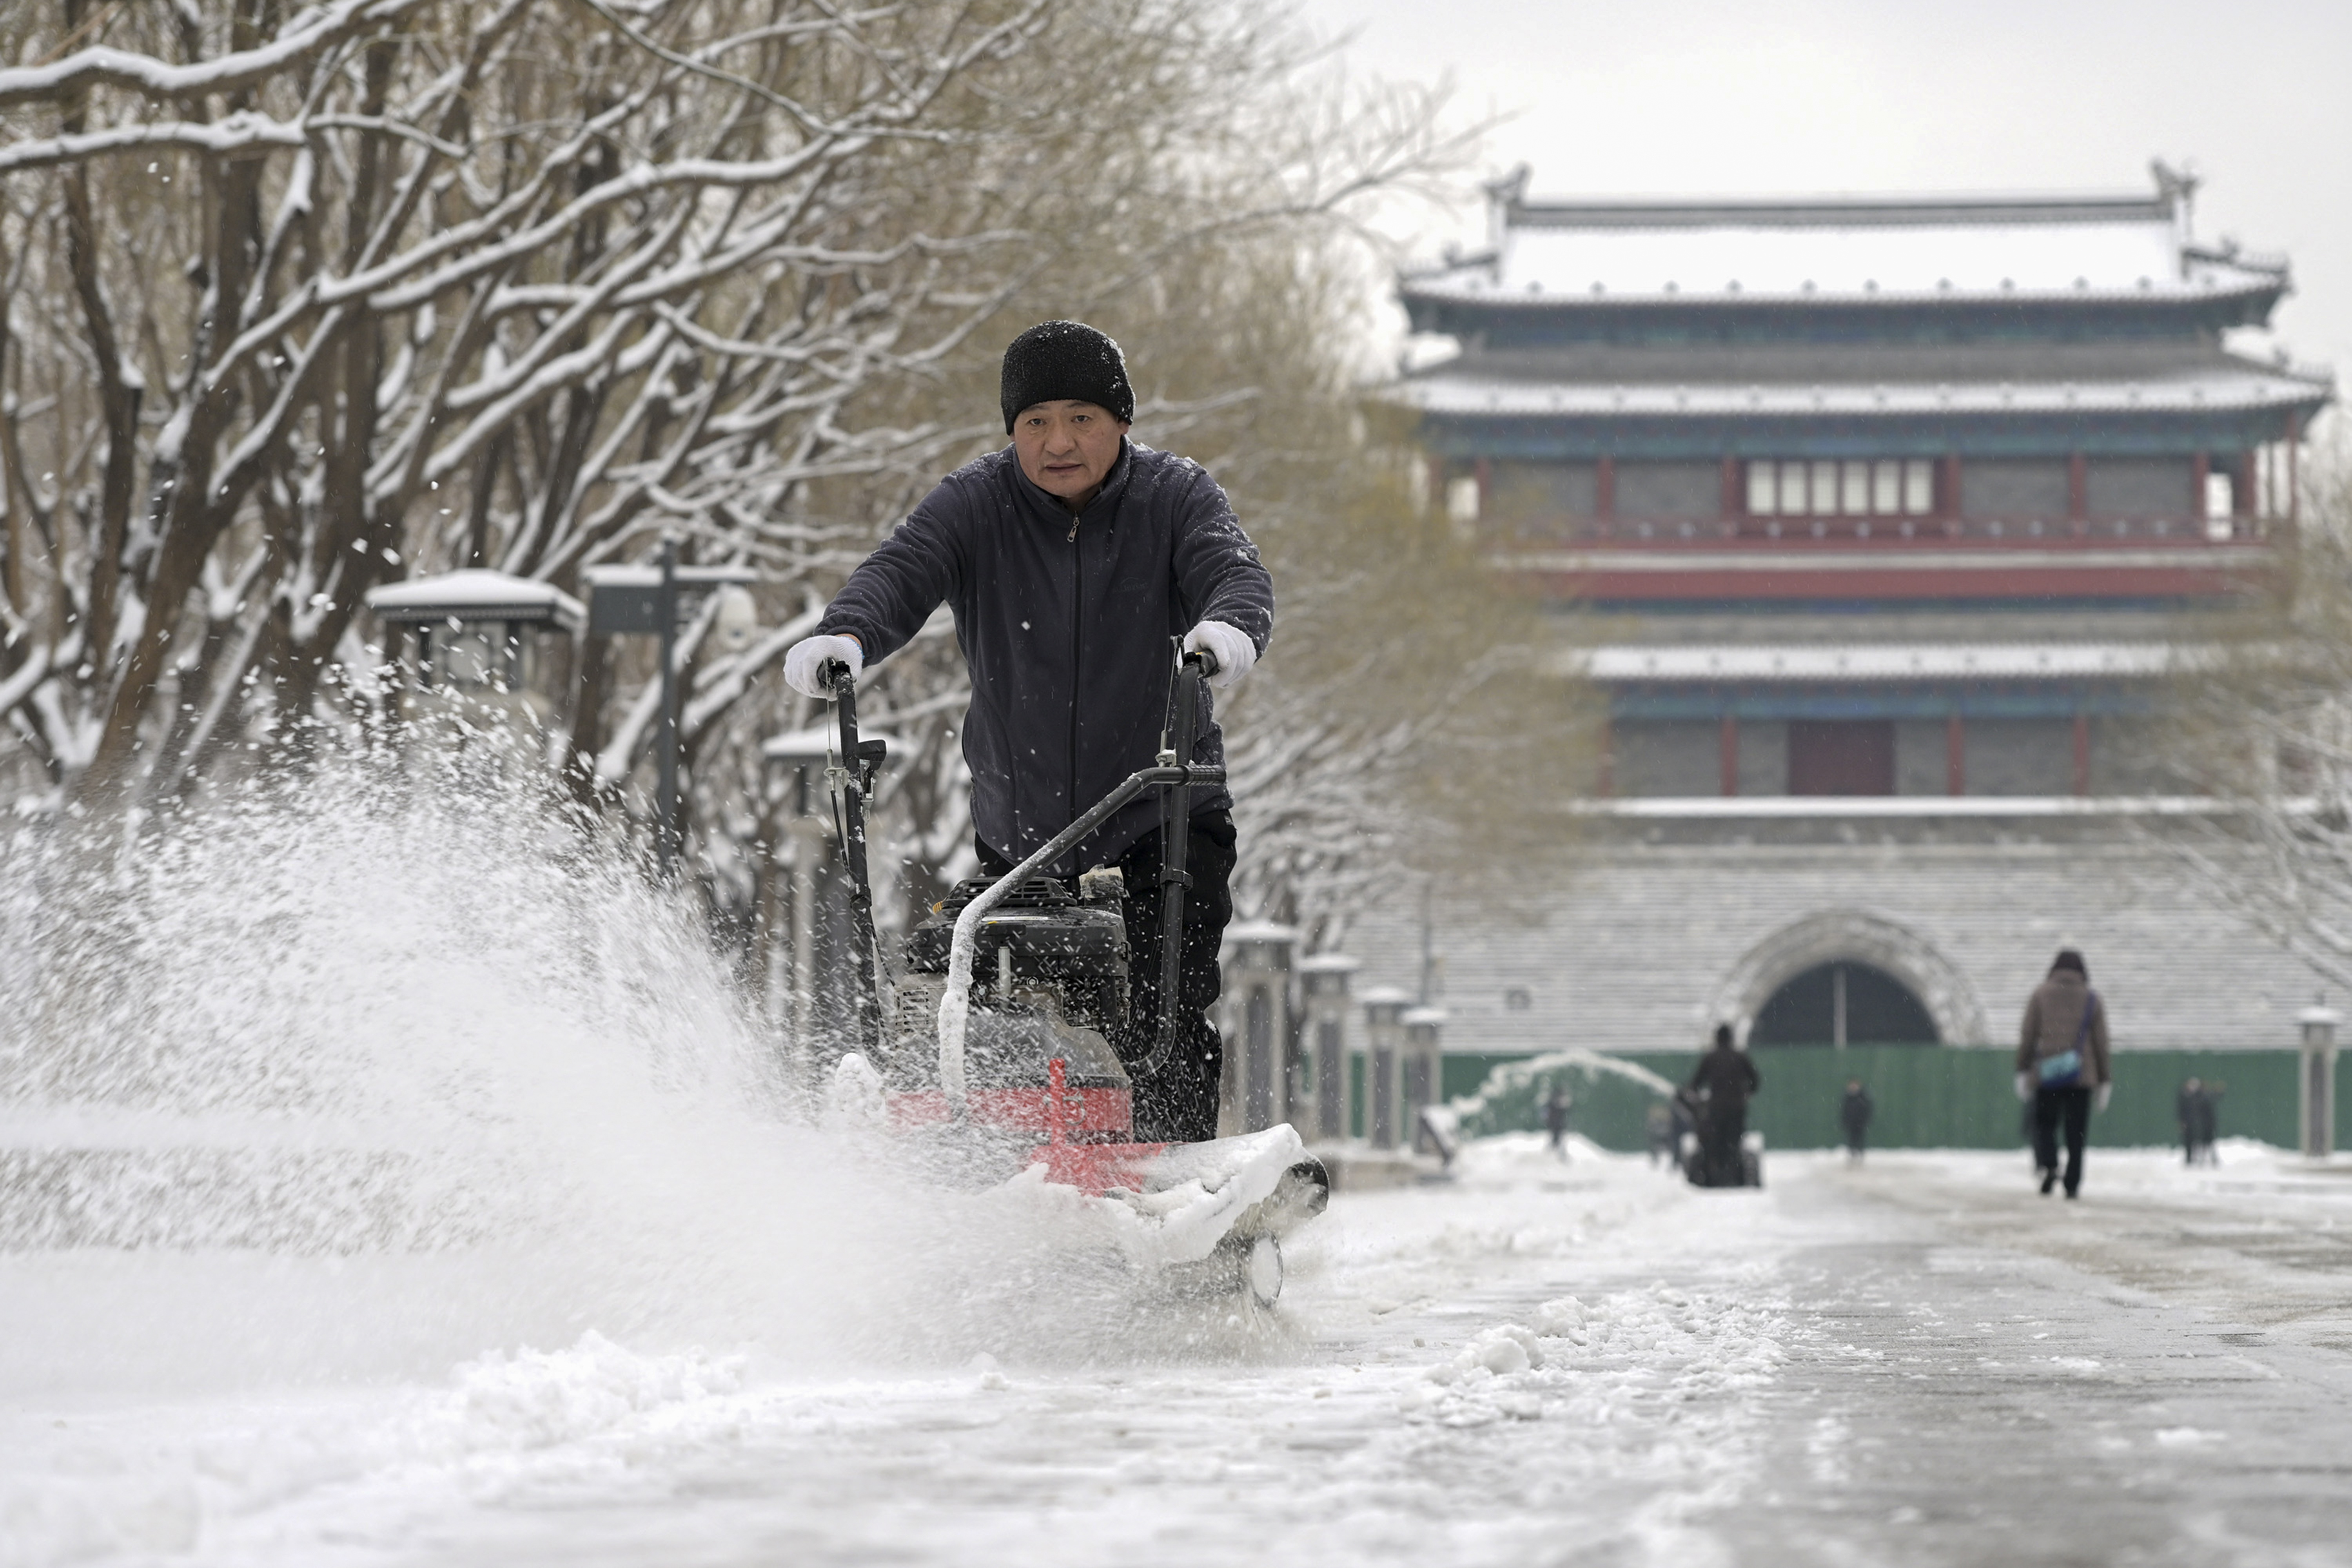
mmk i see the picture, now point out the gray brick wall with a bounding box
[1341,834,2326,1057]
[1965,718,2074,795]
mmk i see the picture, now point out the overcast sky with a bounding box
[1298,0,2352,421]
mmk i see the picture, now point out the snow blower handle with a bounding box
[824,661,886,1059]
[1143,649,1216,1081]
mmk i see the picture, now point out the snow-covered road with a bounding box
[9,1138,2352,1567]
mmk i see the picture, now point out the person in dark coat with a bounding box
[2176,1076,2205,1166]
[1839,1079,1874,1163]
[784,321,1274,1142]
[2016,949,2112,1198]
[1688,1024,1761,1187]
[1543,1083,1571,1157]
[2192,1080,2224,1165]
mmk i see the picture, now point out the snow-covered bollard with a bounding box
[1401,1007,1446,1155]
[1297,953,1359,1143]
[1221,920,1297,1135]
[2299,1004,2341,1159]
[1360,987,1413,1149]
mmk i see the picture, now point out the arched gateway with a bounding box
[1706,909,1987,1047]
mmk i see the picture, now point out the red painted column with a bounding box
[1720,715,1739,798]
[1595,456,1616,523]
[2072,713,2091,797]
[1946,714,1965,796]
[1720,456,1741,518]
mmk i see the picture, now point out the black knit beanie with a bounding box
[2052,949,2087,977]
[1000,321,1134,433]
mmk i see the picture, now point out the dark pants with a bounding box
[2034,1085,2092,1195]
[978,810,1235,1145]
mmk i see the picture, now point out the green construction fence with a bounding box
[1439,1046,2341,1153]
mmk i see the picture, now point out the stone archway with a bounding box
[1704,908,1987,1047]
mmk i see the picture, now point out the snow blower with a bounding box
[815,649,1328,1306]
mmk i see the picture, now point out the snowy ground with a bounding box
[8,1136,2352,1568]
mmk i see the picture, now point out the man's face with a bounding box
[1012,400,1128,506]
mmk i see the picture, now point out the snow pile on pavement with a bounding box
[1404,1283,1788,1428]
[0,1332,757,1568]
[442,1332,745,1451]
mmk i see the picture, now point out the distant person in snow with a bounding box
[1544,1083,1571,1157]
[2178,1077,2223,1166]
[2016,949,2111,1199]
[2176,1076,2205,1166]
[1840,1080,1874,1163]
[2198,1080,2225,1164]
[782,321,1273,1143]
[1688,1024,1760,1187]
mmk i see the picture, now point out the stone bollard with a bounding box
[1359,987,1414,1149]
[2299,1004,2341,1160]
[1297,954,1359,1143]
[1220,921,1297,1135]
[1401,1007,1446,1154]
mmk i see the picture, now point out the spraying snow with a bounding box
[0,746,1255,1406]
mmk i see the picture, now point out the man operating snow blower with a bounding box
[782,320,1272,1145]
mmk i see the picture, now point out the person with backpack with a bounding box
[2015,949,2111,1198]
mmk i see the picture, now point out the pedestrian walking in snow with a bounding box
[2016,949,2111,1199]
[1543,1083,1571,1157]
[784,322,1273,1142]
[1840,1080,1873,1163]
[1688,1024,1760,1187]
[2176,1076,2206,1166]
[2192,1080,2224,1165]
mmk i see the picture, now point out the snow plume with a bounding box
[0,738,1212,1403]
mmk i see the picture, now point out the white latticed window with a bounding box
[1746,459,1932,516]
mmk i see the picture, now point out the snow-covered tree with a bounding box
[0,0,1582,980]
[2158,453,2352,994]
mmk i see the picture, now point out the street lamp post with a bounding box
[761,720,897,1083]
[582,548,756,880]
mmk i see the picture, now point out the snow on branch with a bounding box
[0,111,306,172]
[0,0,426,108]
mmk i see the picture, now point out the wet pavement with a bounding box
[9,1142,2352,1567]
[1717,1153,2352,1566]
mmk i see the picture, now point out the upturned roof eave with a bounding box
[1397,276,2286,315]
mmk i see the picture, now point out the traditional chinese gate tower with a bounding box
[1376,166,2336,1060]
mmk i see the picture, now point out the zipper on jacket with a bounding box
[1068,506,1083,858]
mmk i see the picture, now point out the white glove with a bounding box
[783,633,862,698]
[2014,1073,2033,1103]
[2095,1083,2112,1114]
[1182,620,1255,690]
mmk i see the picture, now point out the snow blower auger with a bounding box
[816,649,1328,1307]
